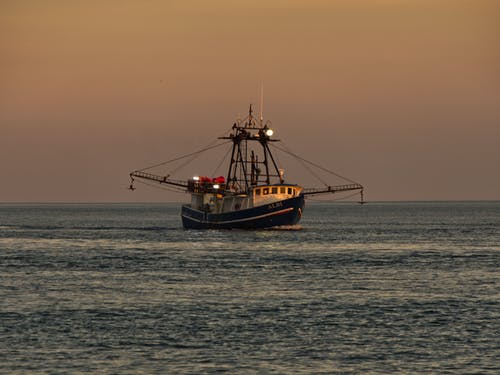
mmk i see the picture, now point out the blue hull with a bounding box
[182,195,305,229]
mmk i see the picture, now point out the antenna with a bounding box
[260,82,264,126]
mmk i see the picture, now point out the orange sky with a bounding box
[1,0,499,202]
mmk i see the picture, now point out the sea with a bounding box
[0,201,499,374]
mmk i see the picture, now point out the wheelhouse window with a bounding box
[263,187,269,195]
[272,187,278,194]
[255,188,261,196]
[287,187,292,195]
[280,187,286,194]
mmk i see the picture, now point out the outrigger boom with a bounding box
[129,170,188,189]
[302,183,363,196]
[130,170,363,199]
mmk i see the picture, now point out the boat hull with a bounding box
[182,195,305,229]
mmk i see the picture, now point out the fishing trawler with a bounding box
[129,105,364,229]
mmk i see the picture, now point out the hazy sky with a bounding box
[1,0,499,202]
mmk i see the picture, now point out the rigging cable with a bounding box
[211,144,232,177]
[269,143,360,185]
[134,178,186,194]
[138,140,232,172]
[276,141,328,186]
[306,190,361,202]
[167,128,236,176]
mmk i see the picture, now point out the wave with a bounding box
[0,225,179,231]
[268,225,303,231]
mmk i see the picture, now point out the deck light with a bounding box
[213,184,220,189]
[193,176,200,181]
[266,129,274,137]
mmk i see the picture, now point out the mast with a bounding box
[259,82,264,127]
[219,104,282,193]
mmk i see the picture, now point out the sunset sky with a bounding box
[1,0,499,202]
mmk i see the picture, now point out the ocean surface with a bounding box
[1,201,499,374]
